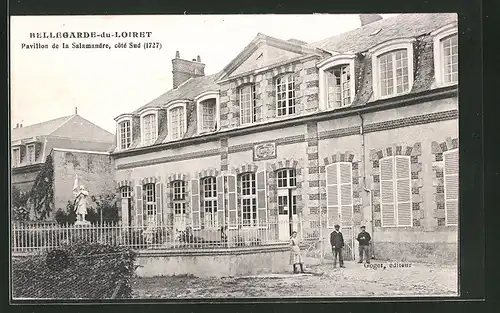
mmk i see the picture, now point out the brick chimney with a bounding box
[172,51,205,89]
[359,14,383,26]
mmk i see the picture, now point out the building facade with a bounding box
[111,13,458,261]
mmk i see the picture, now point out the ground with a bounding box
[131,260,458,298]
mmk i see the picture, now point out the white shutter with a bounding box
[256,170,268,227]
[190,179,201,230]
[326,163,340,228]
[155,182,163,226]
[380,157,395,227]
[227,174,238,229]
[216,176,225,227]
[135,185,143,227]
[339,162,353,227]
[395,156,412,227]
[444,149,459,226]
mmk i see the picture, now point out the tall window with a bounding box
[326,65,351,108]
[276,74,296,116]
[378,49,409,97]
[119,120,131,149]
[444,149,459,226]
[26,144,35,164]
[326,162,353,228]
[170,106,185,140]
[12,148,20,167]
[143,183,157,224]
[240,173,257,227]
[239,84,256,125]
[380,156,412,227]
[200,99,217,132]
[202,177,217,228]
[172,181,187,215]
[142,114,157,145]
[441,34,458,84]
[121,186,131,198]
[277,169,296,188]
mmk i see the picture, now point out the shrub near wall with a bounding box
[12,240,137,299]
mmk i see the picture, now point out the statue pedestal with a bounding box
[74,220,91,227]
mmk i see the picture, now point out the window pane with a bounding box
[276,75,295,116]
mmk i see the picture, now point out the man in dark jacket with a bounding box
[330,224,345,268]
[356,226,371,264]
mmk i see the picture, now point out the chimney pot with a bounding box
[175,51,180,58]
[197,55,201,62]
[16,123,19,128]
[192,58,196,61]
[172,53,206,89]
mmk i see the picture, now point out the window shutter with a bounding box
[326,163,340,228]
[395,156,412,227]
[339,162,353,227]
[155,182,163,226]
[190,179,201,230]
[380,157,395,227]
[135,185,143,227]
[216,176,225,227]
[227,174,238,229]
[444,149,459,226]
[256,170,267,227]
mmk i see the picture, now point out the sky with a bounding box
[10,14,397,134]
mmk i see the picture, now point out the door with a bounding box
[277,189,298,241]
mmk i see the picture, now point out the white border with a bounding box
[195,91,220,134]
[431,23,459,87]
[369,38,415,100]
[317,54,356,110]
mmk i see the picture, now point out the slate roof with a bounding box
[11,115,73,141]
[311,13,457,53]
[133,74,220,113]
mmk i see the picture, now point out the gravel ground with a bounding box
[131,261,458,298]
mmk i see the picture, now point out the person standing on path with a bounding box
[356,226,371,264]
[330,224,345,268]
[289,231,305,274]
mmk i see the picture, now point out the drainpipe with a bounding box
[358,112,375,259]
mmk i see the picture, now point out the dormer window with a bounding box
[119,120,131,149]
[318,54,356,110]
[12,147,20,167]
[276,74,296,117]
[168,102,187,141]
[26,144,35,164]
[196,91,220,134]
[142,114,157,145]
[370,38,415,100]
[432,23,458,87]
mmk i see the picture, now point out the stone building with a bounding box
[111,13,458,262]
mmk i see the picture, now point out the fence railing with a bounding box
[11,220,324,253]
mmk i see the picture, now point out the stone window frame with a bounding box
[275,72,297,117]
[138,107,159,146]
[369,38,416,100]
[195,91,220,134]
[369,143,423,228]
[115,114,133,151]
[166,173,190,229]
[317,54,356,110]
[231,164,261,229]
[323,151,363,229]
[237,83,257,126]
[431,22,458,87]
[431,137,459,228]
[167,101,188,142]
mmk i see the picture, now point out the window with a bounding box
[200,99,217,132]
[201,177,217,228]
[379,156,412,227]
[142,113,157,145]
[239,84,257,125]
[12,147,20,167]
[378,50,409,97]
[26,144,35,164]
[432,23,458,86]
[169,106,185,140]
[444,149,458,226]
[143,183,156,223]
[370,39,414,100]
[277,169,296,188]
[240,173,257,227]
[276,74,296,116]
[326,162,353,228]
[121,186,131,198]
[119,120,131,149]
[172,181,187,215]
[326,65,351,107]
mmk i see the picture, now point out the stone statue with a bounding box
[74,185,90,224]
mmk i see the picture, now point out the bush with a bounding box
[12,240,137,299]
[55,204,77,225]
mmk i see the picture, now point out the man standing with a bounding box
[356,226,371,264]
[330,224,345,268]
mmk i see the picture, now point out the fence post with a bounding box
[12,223,16,253]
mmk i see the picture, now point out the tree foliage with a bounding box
[28,155,54,220]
